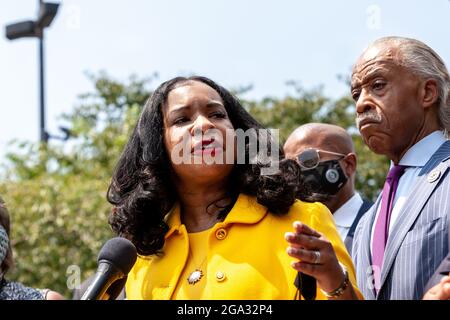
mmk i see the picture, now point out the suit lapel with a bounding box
[345,199,373,249]
[360,195,381,300]
[379,141,450,292]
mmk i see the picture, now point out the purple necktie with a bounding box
[372,165,406,292]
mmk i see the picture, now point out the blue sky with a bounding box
[1,0,449,162]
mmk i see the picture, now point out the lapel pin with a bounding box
[427,169,441,183]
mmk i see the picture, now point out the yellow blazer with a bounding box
[125,193,362,299]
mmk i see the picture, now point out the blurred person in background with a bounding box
[284,123,373,255]
[0,196,64,300]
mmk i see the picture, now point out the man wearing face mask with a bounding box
[284,123,373,255]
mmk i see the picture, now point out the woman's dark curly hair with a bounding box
[107,76,307,255]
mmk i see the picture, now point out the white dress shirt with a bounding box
[370,130,447,254]
[334,192,364,241]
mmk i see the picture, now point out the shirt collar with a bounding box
[333,193,363,228]
[399,131,447,167]
[164,193,268,239]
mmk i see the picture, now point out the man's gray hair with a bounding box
[371,36,450,133]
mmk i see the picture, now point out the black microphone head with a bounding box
[97,237,137,275]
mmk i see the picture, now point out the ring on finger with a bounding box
[313,250,321,264]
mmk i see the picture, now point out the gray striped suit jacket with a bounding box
[352,140,450,300]
[424,212,450,291]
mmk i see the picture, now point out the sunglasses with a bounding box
[296,148,346,170]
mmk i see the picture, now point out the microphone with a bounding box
[81,237,137,300]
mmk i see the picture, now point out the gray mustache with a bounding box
[356,112,382,127]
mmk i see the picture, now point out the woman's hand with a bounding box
[285,221,358,299]
[42,289,65,300]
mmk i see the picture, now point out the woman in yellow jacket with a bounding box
[107,76,363,300]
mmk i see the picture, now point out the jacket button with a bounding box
[216,271,226,282]
[215,228,227,240]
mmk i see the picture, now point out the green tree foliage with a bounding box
[0,72,155,297]
[0,73,387,298]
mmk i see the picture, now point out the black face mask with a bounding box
[301,159,348,201]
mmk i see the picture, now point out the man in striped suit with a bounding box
[351,36,450,300]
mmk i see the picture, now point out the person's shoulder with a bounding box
[278,199,334,230]
[288,199,330,219]
[0,279,44,300]
[242,194,332,229]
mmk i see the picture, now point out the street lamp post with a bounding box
[5,1,60,143]
[38,23,46,143]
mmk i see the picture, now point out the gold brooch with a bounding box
[187,269,203,285]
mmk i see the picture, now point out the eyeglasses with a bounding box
[296,148,346,170]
